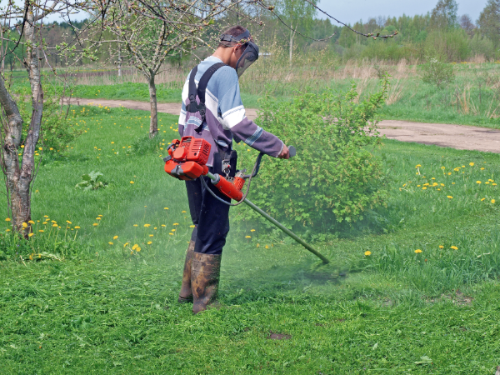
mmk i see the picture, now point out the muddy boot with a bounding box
[191,252,222,314]
[178,240,195,303]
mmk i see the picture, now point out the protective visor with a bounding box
[220,30,259,77]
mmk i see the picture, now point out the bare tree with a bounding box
[0,0,84,235]
[459,14,475,36]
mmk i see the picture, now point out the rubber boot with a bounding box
[178,240,195,303]
[191,252,222,314]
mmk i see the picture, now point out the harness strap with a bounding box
[186,62,226,132]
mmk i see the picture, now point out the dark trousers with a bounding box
[185,171,231,255]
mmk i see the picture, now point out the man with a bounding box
[177,25,289,314]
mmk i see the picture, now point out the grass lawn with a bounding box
[1,106,500,373]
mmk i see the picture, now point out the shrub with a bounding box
[75,171,108,191]
[236,78,389,234]
[14,86,83,153]
[420,57,455,89]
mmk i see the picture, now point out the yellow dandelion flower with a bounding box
[415,164,421,168]
[93,223,99,226]
[493,183,498,186]
[450,246,458,250]
[477,181,482,184]
[164,207,169,210]
[447,196,453,199]
[171,229,176,232]
[169,233,174,235]
[250,229,256,232]
[130,181,134,184]
[124,242,129,247]
[447,172,451,175]
[182,210,187,213]
[136,247,141,252]
[149,234,154,237]
[144,224,151,227]
[245,235,251,238]
[29,220,35,224]
[161,224,166,227]
[108,242,113,245]
[53,224,58,227]
[6,229,10,232]
[189,225,195,228]
[147,241,152,245]
[481,167,485,170]
[481,198,486,201]
[39,230,44,233]
[414,249,422,254]
[173,223,179,226]
[492,199,496,204]
[22,222,28,228]
[96,217,101,220]
[364,251,371,256]
[75,226,80,229]
[422,187,427,190]
[439,245,444,249]
[469,162,474,166]
[133,224,138,227]
[28,233,34,237]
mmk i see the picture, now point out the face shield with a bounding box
[219,30,259,77]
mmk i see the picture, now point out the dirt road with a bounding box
[69,98,500,154]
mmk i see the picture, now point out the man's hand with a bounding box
[278,144,290,159]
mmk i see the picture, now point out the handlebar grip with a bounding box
[288,146,296,158]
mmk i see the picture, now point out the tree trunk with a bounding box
[0,3,44,236]
[289,26,296,63]
[118,46,122,77]
[148,73,158,138]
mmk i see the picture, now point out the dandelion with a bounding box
[245,235,251,238]
[439,245,444,249]
[136,247,141,252]
[75,226,80,229]
[173,223,179,226]
[133,224,138,227]
[39,230,44,233]
[414,249,422,254]
[124,242,129,247]
[447,196,453,199]
[481,167,485,170]
[481,198,486,201]
[28,233,34,237]
[149,234,154,237]
[250,229,256,232]
[169,233,174,235]
[93,223,99,226]
[29,220,35,224]
[144,224,151,227]
[161,224,166,227]
[422,187,427,190]
[53,224,58,227]
[440,166,445,170]
[450,246,458,250]
[364,251,371,256]
[493,183,498,186]
[469,162,474,166]
[265,245,269,249]
[5,218,11,222]
[476,181,481,184]
[147,241,152,245]
[108,242,113,245]
[492,199,496,204]
[22,222,28,228]
[130,181,134,184]
[164,207,169,210]
[96,217,101,220]
[182,210,187,213]
[171,229,176,232]
[189,225,195,228]
[113,235,118,240]
[415,164,421,168]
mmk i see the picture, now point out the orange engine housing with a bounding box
[164,136,211,180]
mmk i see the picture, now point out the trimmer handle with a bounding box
[242,145,296,179]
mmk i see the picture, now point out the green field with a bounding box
[1,102,500,373]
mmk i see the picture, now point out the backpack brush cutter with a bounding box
[163,136,329,264]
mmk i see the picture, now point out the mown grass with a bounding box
[1,106,500,373]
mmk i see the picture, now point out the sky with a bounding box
[317,0,488,25]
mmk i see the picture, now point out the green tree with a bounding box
[477,0,500,48]
[430,0,458,30]
[276,0,317,62]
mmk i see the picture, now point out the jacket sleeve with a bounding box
[218,75,283,157]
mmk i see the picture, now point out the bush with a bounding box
[15,86,83,153]
[421,57,455,89]
[237,78,389,234]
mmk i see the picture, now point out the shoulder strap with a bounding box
[197,62,226,106]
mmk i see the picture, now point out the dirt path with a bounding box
[69,98,500,154]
